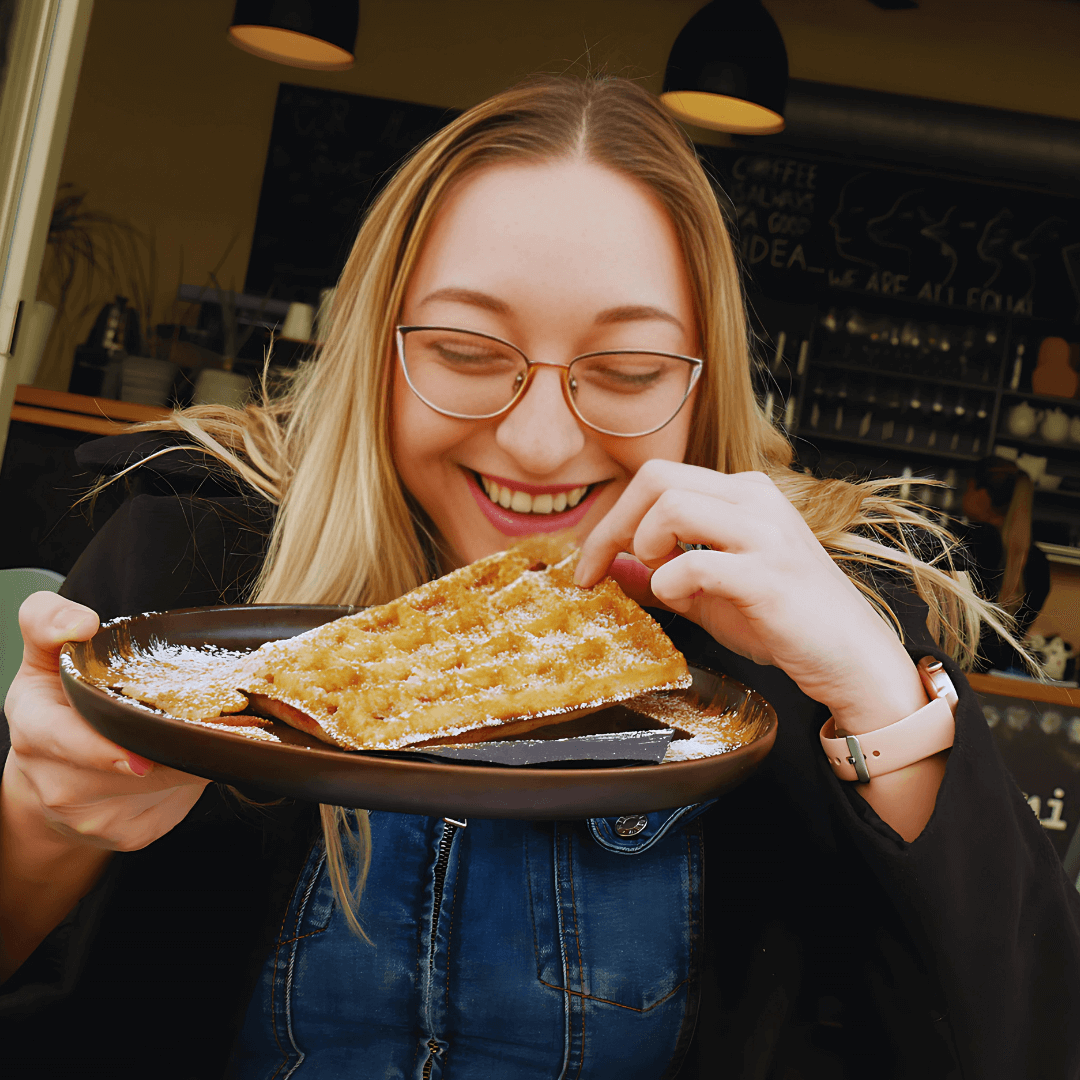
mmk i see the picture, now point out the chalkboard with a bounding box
[244,85,459,304]
[243,87,1080,323]
[701,146,1080,324]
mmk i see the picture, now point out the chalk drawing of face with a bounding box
[828,173,879,268]
[1012,216,1069,304]
[977,209,1013,289]
[865,188,925,275]
[918,203,959,286]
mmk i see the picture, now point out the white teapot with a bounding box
[1041,407,1071,443]
[1006,400,1041,438]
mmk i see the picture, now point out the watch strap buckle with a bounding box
[845,735,872,784]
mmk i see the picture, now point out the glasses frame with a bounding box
[395,325,704,438]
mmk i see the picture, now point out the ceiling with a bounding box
[765,0,1080,120]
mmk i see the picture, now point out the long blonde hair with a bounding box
[133,76,1015,936]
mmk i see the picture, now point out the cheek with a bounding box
[391,366,474,493]
[607,402,693,476]
[391,367,442,491]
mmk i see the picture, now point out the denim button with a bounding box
[614,814,648,838]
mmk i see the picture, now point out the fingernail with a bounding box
[115,753,152,777]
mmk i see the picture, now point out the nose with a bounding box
[495,365,586,475]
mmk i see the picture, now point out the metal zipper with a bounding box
[429,818,465,969]
[421,1038,442,1079]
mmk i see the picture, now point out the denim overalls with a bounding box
[230,805,710,1078]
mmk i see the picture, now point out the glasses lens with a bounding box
[401,329,527,417]
[569,353,695,435]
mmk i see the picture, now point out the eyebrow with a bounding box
[593,304,685,332]
[418,287,510,315]
[419,288,685,332]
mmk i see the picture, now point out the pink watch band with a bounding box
[819,657,957,783]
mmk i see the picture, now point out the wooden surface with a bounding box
[10,385,169,435]
[968,672,1080,707]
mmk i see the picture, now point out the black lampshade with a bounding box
[661,0,788,135]
[228,1,358,71]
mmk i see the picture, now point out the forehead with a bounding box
[404,158,693,323]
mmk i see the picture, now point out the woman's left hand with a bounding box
[575,460,926,733]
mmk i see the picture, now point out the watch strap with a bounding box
[819,657,957,783]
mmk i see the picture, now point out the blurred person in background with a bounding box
[959,455,1050,673]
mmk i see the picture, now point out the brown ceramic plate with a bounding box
[59,605,777,819]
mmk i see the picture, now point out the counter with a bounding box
[10,385,169,435]
[970,672,1080,885]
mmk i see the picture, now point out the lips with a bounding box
[464,469,606,536]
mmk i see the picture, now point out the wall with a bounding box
[32,0,1080,388]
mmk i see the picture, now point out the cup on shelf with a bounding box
[1016,453,1048,484]
[1006,401,1041,438]
[192,367,253,408]
[1041,407,1071,443]
[280,301,315,341]
[120,356,178,406]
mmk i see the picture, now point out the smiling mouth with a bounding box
[472,471,598,515]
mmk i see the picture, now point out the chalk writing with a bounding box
[704,147,1080,321]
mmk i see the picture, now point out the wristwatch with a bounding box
[819,656,958,784]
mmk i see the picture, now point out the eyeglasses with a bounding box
[395,325,703,438]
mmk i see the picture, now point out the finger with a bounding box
[13,734,208,817]
[7,675,164,779]
[14,761,209,851]
[628,489,782,566]
[649,548,757,609]
[18,592,99,677]
[576,461,774,585]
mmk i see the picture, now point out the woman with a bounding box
[2,78,1078,1078]
[958,455,1050,673]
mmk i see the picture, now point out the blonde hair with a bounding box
[130,76,1017,937]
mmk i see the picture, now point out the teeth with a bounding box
[477,474,589,515]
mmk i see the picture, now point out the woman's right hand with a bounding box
[3,591,210,853]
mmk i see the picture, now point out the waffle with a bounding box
[237,537,691,750]
[90,641,251,721]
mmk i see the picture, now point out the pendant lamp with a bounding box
[661,0,788,135]
[228,1,358,71]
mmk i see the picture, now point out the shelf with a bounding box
[815,287,1013,327]
[810,358,998,392]
[1037,543,1080,567]
[1001,388,1080,408]
[794,430,982,462]
[993,436,1080,458]
[1033,487,1080,502]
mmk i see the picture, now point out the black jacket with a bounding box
[2,435,1079,1079]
